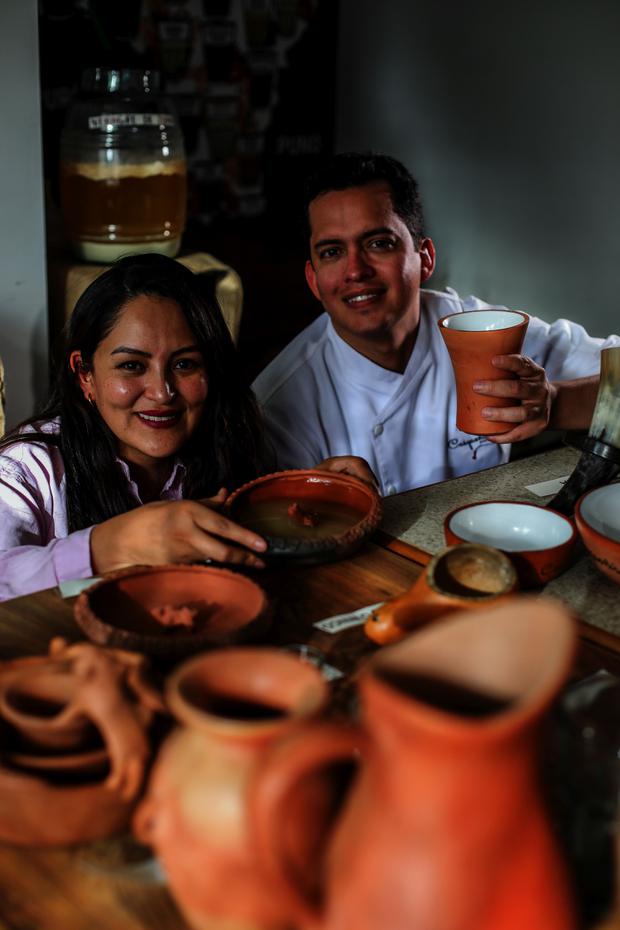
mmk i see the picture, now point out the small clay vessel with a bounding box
[365,543,518,645]
[0,639,164,845]
[134,647,329,930]
[227,469,382,564]
[438,309,529,435]
[251,598,577,930]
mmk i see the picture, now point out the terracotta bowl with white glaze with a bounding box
[444,500,576,588]
[227,470,382,564]
[575,483,620,586]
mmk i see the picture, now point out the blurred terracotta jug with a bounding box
[251,598,577,930]
[134,648,328,930]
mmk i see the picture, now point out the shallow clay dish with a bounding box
[226,470,382,564]
[444,500,576,588]
[575,484,620,586]
[74,565,271,657]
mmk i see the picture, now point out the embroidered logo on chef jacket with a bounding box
[448,435,491,459]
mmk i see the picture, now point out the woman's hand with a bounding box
[315,455,379,489]
[473,354,558,443]
[90,493,267,574]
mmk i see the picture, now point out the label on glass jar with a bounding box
[87,113,176,130]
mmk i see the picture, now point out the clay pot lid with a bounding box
[74,564,271,657]
[226,469,382,563]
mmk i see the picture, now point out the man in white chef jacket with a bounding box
[253,152,618,496]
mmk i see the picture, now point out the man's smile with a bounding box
[343,288,386,306]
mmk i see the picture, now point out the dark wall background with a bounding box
[337,0,620,336]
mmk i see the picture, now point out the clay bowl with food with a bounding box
[74,564,271,659]
[444,500,576,588]
[575,483,620,586]
[226,469,382,564]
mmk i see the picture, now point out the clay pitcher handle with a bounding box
[250,722,365,930]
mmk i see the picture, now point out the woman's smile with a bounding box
[135,409,183,428]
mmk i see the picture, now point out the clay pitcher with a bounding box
[133,647,329,930]
[438,309,529,434]
[251,598,577,930]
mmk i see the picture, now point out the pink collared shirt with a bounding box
[0,420,185,601]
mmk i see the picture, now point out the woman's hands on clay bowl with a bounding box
[90,491,267,574]
[473,354,557,443]
[315,455,379,490]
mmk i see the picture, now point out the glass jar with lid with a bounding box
[60,68,187,262]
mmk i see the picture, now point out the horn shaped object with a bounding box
[548,347,620,516]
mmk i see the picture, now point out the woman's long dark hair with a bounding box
[0,254,264,531]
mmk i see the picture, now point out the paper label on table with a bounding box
[321,663,345,681]
[58,577,101,598]
[314,602,384,634]
[525,475,569,497]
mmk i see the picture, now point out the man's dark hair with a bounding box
[303,151,426,247]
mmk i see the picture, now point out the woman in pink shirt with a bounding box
[0,254,272,601]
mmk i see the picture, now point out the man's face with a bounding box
[305,181,435,350]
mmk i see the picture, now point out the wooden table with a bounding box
[0,531,618,929]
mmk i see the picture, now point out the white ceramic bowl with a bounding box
[575,484,620,585]
[444,500,576,587]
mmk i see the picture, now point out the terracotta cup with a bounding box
[133,647,329,930]
[365,543,518,645]
[251,598,577,930]
[438,309,529,435]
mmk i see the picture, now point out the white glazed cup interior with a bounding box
[580,485,620,543]
[441,310,526,332]
[448,502,573,551]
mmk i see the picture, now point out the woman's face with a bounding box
[73,294,208,472]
